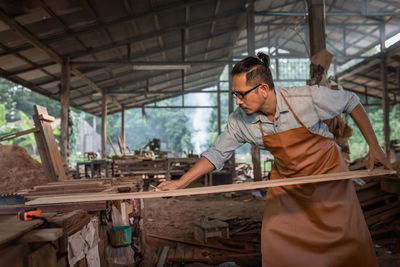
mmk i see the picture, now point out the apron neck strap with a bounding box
[258,120,265,136]
[280,92,306,128]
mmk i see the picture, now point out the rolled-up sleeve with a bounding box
[310,85,360,120]
[201,113,246,171]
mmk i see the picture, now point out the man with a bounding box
[158,53,391,266]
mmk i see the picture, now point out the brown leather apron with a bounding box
[259,92,377,267]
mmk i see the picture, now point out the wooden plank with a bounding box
[108,136,119,156]
[33,105,67,181]
[147,234,258,253]
[26,169,397,205]
[157,246,170,267]
[27,243,57,267]
[0,244,28,267]
[0,213,56,246]
[118,136,126,155]
[175,242,185,263]
[19,228,63,243]
[0,202,106,215]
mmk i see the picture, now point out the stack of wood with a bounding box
[234,163,253,182]
[148,217,262,266]
[351,160,400,259]
[112,156,167,178]
[0,176,144,215]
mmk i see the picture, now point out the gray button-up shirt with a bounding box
[202,85,360,171]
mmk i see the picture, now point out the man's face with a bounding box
[232,74,264,115]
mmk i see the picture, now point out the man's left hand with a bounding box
[367,146,392,171]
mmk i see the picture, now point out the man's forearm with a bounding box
[350,104,380,147]
[178,157,215,188]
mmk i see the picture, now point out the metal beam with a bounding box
[34,30,239,89]
[255,11,399,17]
[68,10,244,60]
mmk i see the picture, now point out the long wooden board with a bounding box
[26,169,397,206]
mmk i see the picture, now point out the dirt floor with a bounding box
[143,193,265,240]
[0,145,48,194]
[142,182,265,267]
[141,180,400,267]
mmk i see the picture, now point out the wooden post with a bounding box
[228,64,234,114]
[247,3,255,57]
[228,64,236,179]
[101,89,107,159]
[60,57,70,170]
[247,4,262,181]
[307,0,326,78]
[380,23,390,156]
[121,107,125,147]
[217,82,221,135]
[307,0,326,57]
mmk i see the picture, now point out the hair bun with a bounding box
[257,52,270,68]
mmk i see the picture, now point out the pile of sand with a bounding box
[0,145,48,194]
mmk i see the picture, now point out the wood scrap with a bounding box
[117,136,126,155]
[147,233,258,253]
[157,246,170,267]
[26,169,398,205]
[218,239,245,249]
[108,136,119,156]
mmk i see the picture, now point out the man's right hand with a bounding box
[157,180,184,191]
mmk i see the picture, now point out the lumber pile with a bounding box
[112,156,168,178]
[351,161,400,258]
[148,216,262,266]
[235,163,254,182]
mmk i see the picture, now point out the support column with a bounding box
[121,107,126,146]
[307,0,326,56]
[60,57,70,170]
[228,64,234,114]
[307,0,326,78]
[380,23,390,156]
[101,89,108,159]
[217,82,221,135]
[247,4,262,181]
[381,55,390,155]
[247,3,256,56]
[228,64,236,178]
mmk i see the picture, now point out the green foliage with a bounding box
[0,104,5,125]
[348,104,400,160]
[17,110,37,155]
[0,78,60,121]
[105,98,194,154]
[69,108,82,156]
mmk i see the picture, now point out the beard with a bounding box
[240,105,255,115]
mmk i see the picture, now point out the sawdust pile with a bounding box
[0,145,48,194]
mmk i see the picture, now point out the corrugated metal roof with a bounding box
[0,0,399,116]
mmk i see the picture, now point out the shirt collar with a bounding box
[244,86,289,124]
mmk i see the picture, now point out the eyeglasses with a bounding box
[231,84,261,100]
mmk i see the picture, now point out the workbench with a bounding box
[76,160,111,178]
